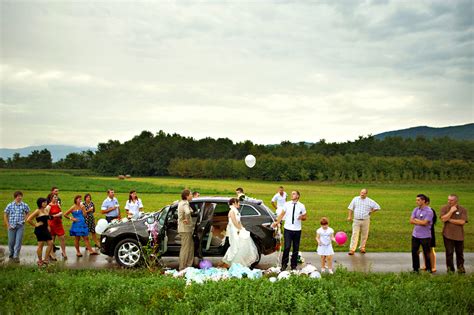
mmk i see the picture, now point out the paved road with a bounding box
[1,246,472,273]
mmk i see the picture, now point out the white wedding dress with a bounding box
[223,206,259,267]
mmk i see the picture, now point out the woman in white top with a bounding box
[125,190,144,220]
[222,198,259,267]
[316,216,336,274]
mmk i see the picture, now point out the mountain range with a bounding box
[374,123,474,140]
[0,145,95,162]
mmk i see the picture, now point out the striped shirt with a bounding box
[348,196,381,220]
[4,201,30,228]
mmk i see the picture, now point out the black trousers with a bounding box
[282,229,301,270]
[443,236,464,272]
[106,216,118,223]
[412,236,431,272]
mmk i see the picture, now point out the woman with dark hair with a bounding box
[83,193,99,248]
[125,190,144,220]
[47,193,67,260]
[26,198,54,266]
[222,198,259,267]
[64,195,98,257]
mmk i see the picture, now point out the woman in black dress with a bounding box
[26,198,54,266]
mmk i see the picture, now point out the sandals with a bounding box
[76,253,83,257]
[62,253,68,261]
[89,251,99,256]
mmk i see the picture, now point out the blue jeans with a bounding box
[8,225,25,258]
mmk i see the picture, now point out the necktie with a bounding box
[292,203,296,224]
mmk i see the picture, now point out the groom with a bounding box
[272,191,307,270]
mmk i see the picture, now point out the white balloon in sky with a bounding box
[245,154,256,168]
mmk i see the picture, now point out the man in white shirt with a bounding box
[271,186,287,216]
[101,189,120,223]
[347,188,381,255]
[272,191,307,270]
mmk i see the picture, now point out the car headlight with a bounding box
[108,227,119,233]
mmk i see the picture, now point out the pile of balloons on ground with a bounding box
[164,261,323,285]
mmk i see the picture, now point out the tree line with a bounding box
[1,130,473,181]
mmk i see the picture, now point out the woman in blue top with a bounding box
[64,195,98,257]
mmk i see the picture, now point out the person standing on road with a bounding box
[178,189,194,270]
[101,189,120,223]
[410,194,433,273]
[84,193,100,248]
[271,186,287,216]
[440,194,468,273]
[26,198,54,267]
[272,191,307,271]
[3,191,30,263]
[47,193,67,260]
[347,188,381,255]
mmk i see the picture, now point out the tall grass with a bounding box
[0,265,472,314]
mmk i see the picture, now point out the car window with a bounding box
[240,204,260,216]
[213,203,230,215]
[158,206,169,225]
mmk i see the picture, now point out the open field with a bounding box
[0,169,473,252]
[0,265,473,314]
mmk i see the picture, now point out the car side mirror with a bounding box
[146,216,155,224]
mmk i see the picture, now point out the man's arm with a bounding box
[271,201,277,210]
[410,217,429,226]
[272,210,286,227]
[441,206,457,222]
[347,209,353,221]
[3,213,9,229]
[448,219,466,226]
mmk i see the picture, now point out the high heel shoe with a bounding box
[49,254,57,261]
[37,260,44,267]
[62,253,68,260]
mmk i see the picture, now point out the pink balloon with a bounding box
[335,231,348,245]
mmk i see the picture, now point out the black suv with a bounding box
[100,197,280,268]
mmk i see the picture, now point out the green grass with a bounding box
[0,169,473,252]
[0,265,472,314]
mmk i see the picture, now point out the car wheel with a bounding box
[114,238,142,268]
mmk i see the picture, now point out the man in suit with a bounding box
[178,189,194,270]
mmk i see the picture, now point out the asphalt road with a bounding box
[1,245,472,274]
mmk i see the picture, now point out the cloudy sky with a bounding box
[1,0,473,148]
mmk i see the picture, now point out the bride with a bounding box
[222,198,259,267]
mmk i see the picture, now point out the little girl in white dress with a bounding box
[316,217,336,274]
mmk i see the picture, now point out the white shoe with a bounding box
[328,269,334,274]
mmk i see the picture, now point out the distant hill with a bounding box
[374,123,474,141]
[0,145,95,162]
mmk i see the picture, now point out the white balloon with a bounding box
[245,154,256,168]
[95,219,109,234]
[309,271,321,279]
[269,277,277,283]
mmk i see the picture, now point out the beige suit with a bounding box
[178,200,194,270]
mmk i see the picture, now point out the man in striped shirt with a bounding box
[347,188,381,255]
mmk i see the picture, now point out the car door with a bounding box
[200,202,230,256]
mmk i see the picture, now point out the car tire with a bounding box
[114,238,142,268]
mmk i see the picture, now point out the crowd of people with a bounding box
[2,185,469,274]
[3,187,145,266]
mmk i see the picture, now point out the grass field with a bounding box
[0,169,472,252]
[0,265,472,314]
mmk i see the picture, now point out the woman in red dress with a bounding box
[48,193,67,260]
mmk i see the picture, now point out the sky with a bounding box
[1,0,473,148]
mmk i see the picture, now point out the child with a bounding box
[316,217,336,274]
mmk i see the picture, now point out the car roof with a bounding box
[170,196,262,206]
